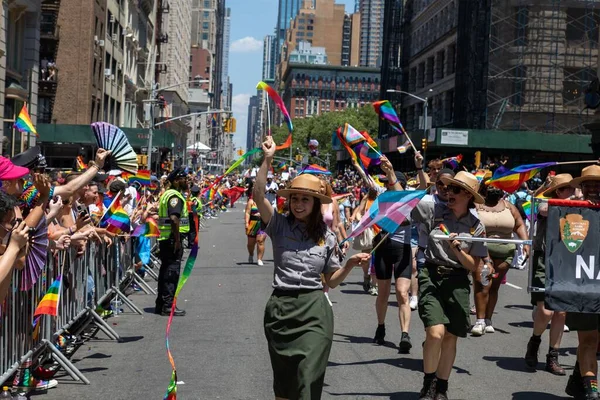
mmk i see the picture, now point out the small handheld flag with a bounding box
[14,104,38,137]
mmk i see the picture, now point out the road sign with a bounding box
[152,147,159,153]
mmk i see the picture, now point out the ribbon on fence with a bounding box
[164,213,200,400]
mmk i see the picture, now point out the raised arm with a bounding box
[414,151,429,190]
[380,155,401,191]
[54,149,110,198]
[253,137,275,225]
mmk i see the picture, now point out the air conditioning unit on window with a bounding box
[98,40,105,47]
[104,68,112,76]
[109,15,116,23]
[112,33,118,42]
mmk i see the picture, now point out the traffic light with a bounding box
[230,118,236,133]
[421,138,427,151]
[222,118,229,132]
[237,149,244,156]
[295,154,302,161]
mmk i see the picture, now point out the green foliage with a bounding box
[269,106,379,169]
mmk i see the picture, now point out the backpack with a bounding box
[514,196,528,220]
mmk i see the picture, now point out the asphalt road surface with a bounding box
[43,204,581,400]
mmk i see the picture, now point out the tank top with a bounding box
[249,203,260,221]
[477,200,515,239]
[322,203,334,228]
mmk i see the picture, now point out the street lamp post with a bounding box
[386,89,433,149]
[146,79,209,172]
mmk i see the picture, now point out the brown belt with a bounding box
[425,263,468,277]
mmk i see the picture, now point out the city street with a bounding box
[44,205,579,400]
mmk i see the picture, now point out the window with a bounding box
[203,11,209,18]
[202,22,209,29]
[202,33,208,40]
[204,0,210,7]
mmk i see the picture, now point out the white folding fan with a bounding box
[91,122,138,174]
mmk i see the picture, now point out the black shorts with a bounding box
[373,236,411,281]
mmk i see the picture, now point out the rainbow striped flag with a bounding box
[343,123,366,146]
[14,104,38,137]
[33,275,62,317]
[129,170,151,186]
[132,218,160,237]
[442,155,463,169]
[301,164,331,175]
[76,156,87,171]
[100,194,130,233]
[488,162,557,193]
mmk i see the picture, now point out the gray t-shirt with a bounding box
[265,212,342,290]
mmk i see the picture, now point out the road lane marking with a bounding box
[505,282,522,290]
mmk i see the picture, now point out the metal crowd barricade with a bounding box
[0,236,157,387]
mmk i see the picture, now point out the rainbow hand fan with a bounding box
[91,122,138,174]
[22,216,49,291]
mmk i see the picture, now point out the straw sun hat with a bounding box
[541,173,574,197]
[440,171,485,204]
[571,165,600,187]
[277,174,332,204]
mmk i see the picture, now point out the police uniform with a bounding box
[413,200,487,337]
[155,169,190,314]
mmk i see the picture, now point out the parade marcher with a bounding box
[564,165,600,399]
[525,174,574,376]
[412,171,488,400]
[245,194,266,266]
[372,156,414,353]
[471,180,530,335]
[254,136,370,400]
[156,167,190,317]
[187,185,202,249]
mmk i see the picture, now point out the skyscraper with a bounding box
[262,35,277,81]
[359,0,384,67]
[222,8,231,106]
[275,0,306,72]
[246,95,259,152]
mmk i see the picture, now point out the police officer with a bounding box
[187,185,202,248]
[155,167,189,316]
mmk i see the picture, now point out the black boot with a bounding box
[545,349,565,376]
[373,324,385,345]
[566,363,585,398]
[525,335,541,369]
[399,332,412,354]
[419,376,437,400]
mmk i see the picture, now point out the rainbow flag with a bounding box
[33,275,62,317]
[474,170,488,183]
[397,139,412,154]
[100,194,130,233]
[14,104,38,137]
[76,156,87,171]
[274,161,288,172]
[343,190,427,241]
[130,170,151,186]
[372,100,414,149]
[442,155,463,169]
[132,218,160,237]
[358,131,381,169]
[301,164,331,175]
[488,162,557,193]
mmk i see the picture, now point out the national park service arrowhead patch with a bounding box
[560,214,589,253]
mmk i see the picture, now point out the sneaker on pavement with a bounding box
[471,321,486,336]
[374,325,386,345]
[257,259,264,266]
[248,255,254,264]
[399,332,412,354]
[34,379,58,391]
[409,296,418,311]
[484,319,495,333]
[369,284,378,296]
[564,324,570,332]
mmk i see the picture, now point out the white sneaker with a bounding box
[34,379,58,390]
[564,325,570,332]
[324,292,333,307]
[484,322,495,333]
[471,321,486,336]
[248,255,254,264]
[257,259,264,266]
[409,296,418,311]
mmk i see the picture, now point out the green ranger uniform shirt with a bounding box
[158,189,190,240]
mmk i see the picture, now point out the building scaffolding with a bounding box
[486,0,599,134]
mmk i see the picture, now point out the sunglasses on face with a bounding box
[447,184,465,195]
[582,182,600,188]
[556,186,574,192]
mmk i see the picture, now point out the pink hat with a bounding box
[0,156,30,180]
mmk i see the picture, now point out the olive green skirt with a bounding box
[264,289,333,400]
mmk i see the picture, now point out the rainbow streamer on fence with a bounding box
[164,214,200,400]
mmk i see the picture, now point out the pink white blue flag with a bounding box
[345,190,427,241]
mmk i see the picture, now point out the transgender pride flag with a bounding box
[345,190,427,241]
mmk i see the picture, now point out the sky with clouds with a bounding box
[227,0,356,152]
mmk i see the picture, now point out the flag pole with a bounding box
[555,160,598,166]
[266,96,271,137]
[365,141,384,158]
[370,232,390,255]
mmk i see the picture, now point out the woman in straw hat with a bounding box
[470,180,530,337]
[563,165,600,400]
[524,173,573,377]
[412,171,488,400]
[254,136,370,400]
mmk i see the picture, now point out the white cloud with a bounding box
[232,93,251,116]
[230,36,263,53]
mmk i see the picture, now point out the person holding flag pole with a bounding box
[411,171,488,400]
[254,136,370,400]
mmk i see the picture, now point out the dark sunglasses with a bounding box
[447,184,465,195]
